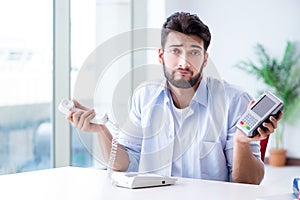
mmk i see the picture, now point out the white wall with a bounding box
[164,0,300,158]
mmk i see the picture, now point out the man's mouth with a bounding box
[176,69,192,76]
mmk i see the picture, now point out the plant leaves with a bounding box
[235,41,300,148]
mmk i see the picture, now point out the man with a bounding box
[67,12,282,184]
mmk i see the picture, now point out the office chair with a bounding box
[260,135,269,162]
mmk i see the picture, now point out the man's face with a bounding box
[159,31,208,89]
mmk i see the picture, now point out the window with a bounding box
[70,0,132,168]
[0,0,164,174]
[0,0,53,174]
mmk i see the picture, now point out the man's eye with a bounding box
[170,49,180,54]
[191,51,201,56]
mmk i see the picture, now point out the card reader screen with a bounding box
[251,95,276,117]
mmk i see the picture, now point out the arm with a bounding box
[232,100,283,184]
[95,125,130,171]
[67,100,129,171]
[232,130,264,184]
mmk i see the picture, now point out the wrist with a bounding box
[97,124,107,132]
[234,129,251,144]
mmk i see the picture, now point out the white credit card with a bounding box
[111,172,178,189]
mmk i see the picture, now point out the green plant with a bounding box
[236,41,300,149]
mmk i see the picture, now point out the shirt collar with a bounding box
[159,76,208,107]
[192,76,208,107]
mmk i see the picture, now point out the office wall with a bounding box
[165,0,300,158]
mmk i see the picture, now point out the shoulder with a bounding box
[206,76,252,104]
[133,80,165,97]
[131,79,166,106]
[224,81,252,100]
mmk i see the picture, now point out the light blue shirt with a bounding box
[118,76,261,182]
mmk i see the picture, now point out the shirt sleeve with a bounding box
[117,88,144,172]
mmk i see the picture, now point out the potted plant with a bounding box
[236,41,300,166]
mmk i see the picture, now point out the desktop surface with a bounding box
[0,167,295,200]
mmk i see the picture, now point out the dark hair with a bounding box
[161,12,211,50]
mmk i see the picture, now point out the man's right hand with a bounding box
[66,100,105,132]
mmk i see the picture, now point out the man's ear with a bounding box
[203,52,209,68]
[158,48,164,64]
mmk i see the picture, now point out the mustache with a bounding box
[175,68,193,73]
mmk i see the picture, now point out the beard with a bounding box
[163,61,204,89]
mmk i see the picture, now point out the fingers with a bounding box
[257,127,270,140]
[71,109,96,131]
[256,113,283,140]
[63,100,103,132]
[66,110,74,122]
[77,110,94,129]
[82,111,96,128]
[269,116,277,129]
[247,100,255,109]
[72,110,85,127]
[263,113,282,132]
[72,99,89,111]
[277,111,284,121]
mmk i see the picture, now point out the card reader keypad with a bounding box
[239,114,258,130]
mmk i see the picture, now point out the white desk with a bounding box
[0,167,295,200]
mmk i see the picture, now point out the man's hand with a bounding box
[65,100,129,171]
[235,100,283,144]
[66,100,105,133]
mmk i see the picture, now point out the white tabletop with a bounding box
[0,167,295,200]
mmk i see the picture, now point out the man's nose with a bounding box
[178,54,191,68]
